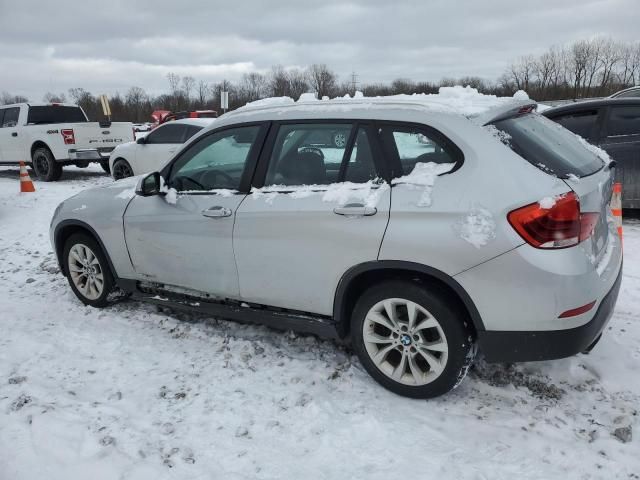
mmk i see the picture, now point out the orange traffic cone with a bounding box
[611,183,622,245]
[19,161,36,193]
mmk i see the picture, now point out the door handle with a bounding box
[201,206,232,218]
[333,203,377,216]
[11,132,17,137]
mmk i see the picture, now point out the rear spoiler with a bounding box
[470,101,538,126]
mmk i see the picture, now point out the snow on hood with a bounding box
[233,86,533,118]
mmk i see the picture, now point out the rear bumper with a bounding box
[68,148,114,160]
[478,263,622,363]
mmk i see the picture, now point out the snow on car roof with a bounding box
[227,86,533,119]
[169,118,216,127]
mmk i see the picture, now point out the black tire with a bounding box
[32,147,62,181]
[99,160,111,174]
[112,158,134,180]
[63,233,115,308]
[351,280,475,398]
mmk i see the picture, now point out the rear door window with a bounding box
[27,106,86,124]
[551,110,599,139]
[491,114,604,178]
[146,124,187,144]
[378,124,461,178]
[2,107,19,127]
[606,106,640,137]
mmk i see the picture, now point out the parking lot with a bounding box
[0,165,639,479]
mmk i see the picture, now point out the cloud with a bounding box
[0,0,638,100]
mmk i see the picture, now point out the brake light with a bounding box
[558,300,597,318]
[61,128,75,145]
[508,192,599,249]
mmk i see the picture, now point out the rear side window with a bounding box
[378,125,460,178]
[2,107,19,127]
[492,114,604,178]
[27,106,86,124]
[146,124,186,144]
[185,125,204,139]
[606,106,640,137]
[265,123,354,186]
[551,110,599,139]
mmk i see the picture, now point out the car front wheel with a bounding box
[63,233,114,307]
[351,280,475,398]
[112,159,134,180]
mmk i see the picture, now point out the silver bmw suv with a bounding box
[50,97,623,398]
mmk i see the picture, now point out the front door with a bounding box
[123,124,266,299]
[234,122,391,315]
[599,105,640,209]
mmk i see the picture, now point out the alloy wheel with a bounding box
[67,243,105,300]
[362,298,449,386]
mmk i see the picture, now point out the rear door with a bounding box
[234,121,391,315]
[136,123,188,173]
[599,105,640,208]
[0,107,23,162]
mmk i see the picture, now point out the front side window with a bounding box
[379,125,458,178]
[185,125,204,139]
[168,126,259,191]
[146,124,186,144]
[265,123,355,186]
[553,110,599,139]
[606,106,640,137]
[615,89,640,98]
[2,107,19,128]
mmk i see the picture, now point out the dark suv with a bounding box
[543,98,640,209]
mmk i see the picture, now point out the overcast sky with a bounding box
[1,0,638,100]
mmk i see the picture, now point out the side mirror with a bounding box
[136,136,147,145]
[135,172,163,197]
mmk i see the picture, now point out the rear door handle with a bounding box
[333,203,377,216]
[202,206,232,218]
[11,132,17,137]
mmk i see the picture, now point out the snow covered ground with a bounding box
[0,165,639,479]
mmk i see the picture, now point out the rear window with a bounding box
[27,106,87,125]
[491,114,604,178]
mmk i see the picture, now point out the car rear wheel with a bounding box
[351,280,475,398]
[63,233,114,308]
[32,148,62,181]
[112,159,134,180]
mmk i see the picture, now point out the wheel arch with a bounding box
[31,140,53,159]
[54,220,117,278]
[333,261,485,338]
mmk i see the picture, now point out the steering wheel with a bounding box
[201,169,235,189]
[299,146,325,160]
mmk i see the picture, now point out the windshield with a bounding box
[491,114,604,178]
[27,106,87,125]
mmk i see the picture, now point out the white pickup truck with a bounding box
[0,103,134,181]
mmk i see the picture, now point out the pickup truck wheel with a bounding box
[350,280,475,398]
[112,159,134,180]
[32,148,62,181]
[99,160,111,174]
[63,233,114,308]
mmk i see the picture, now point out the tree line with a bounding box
[1,37,638,122]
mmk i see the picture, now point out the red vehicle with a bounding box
[150,110,217,128]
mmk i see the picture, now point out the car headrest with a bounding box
[279,150,327,185]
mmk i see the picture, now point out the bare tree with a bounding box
[126,86,148,122]
[306,64,338,99]
[43,92,67,103]
[1,92,29,105]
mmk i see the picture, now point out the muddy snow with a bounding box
[0,165,638,479]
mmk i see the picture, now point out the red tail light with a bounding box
[61,128,75,145]
[508,192,599,249]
